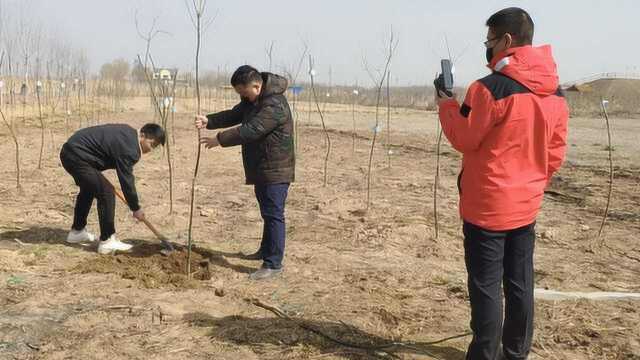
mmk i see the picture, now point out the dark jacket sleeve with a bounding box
[217,101,285,147]
[115,155,140,212]
[206,104,243,129]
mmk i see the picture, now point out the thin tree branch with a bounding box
[364,27,398,211]
[308,54,331,187]
[594,98,614,250]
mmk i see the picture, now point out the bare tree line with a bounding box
[0,1,90,189]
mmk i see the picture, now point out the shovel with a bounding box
[106,179,176,255]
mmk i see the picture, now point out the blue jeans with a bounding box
[254,183,290,269]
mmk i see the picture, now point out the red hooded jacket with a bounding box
[438,45,569,231]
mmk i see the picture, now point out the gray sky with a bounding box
[19,0,640,86]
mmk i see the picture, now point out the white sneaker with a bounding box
[66,228,97,244]
[97,235,133,255]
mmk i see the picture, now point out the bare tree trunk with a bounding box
[137,55,178,216]
[165,74,179,215]
[214,87,217,109]
[352,88,357,153]
[366,83,383,211]
[364,30,396,211]
[186,0,213,278]
[306,82,312,144]
[21,92,26,125]
[266,41,274,72]
[594,99,614,250]
[36,84,45,169]
[222,86,227,109]
[171,99,177,146]
[308,55,331,187]
[63,85,70,136]
[292,91,298,154]
[95,80,101,124]
[386,69,391,168]
[0,107,21,189]
[434,128,443,240]
[287,41,308,160]
[76,85,82,128]
[166,131,175,214]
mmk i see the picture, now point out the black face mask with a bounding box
[486,47,494,64]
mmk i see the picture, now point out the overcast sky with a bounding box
[9,0,640,86]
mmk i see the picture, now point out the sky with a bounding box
[6,0,640,86]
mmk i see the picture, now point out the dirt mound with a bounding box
[74,243,212,288]
[586,78,640,96]
[567,78,640,116]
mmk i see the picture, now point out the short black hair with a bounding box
[140,123,166,146]
[486,7,534,46]
[230,65,263,87]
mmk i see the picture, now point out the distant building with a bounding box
[152,68,177,81]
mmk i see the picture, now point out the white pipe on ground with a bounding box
[535,288,640,301]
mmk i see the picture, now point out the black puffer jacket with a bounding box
[206,72,295,185]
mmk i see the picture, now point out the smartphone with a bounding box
[441,59,454,92]
[434,59,454,98]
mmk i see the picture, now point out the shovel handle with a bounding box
[111,184,127,203]
[109,181,169,242]
[140,218,168,241]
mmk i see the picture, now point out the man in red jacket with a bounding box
[435,7,568,360]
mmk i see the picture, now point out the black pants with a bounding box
[463,221,535,360]
[60,145,115,241]
[254,183,289,269]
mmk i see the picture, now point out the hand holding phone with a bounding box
[434,59,454,98]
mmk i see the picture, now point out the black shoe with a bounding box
[242,251,263,261]
[249,267,283,281]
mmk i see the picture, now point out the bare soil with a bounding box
[0,97,638,359]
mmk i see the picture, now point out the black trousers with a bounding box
[60,145,115,241]
[463,221,535,360]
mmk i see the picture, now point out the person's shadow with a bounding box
[124,242,256,274]
[184,311,467,359]
[0,226,89,250]
[191,246,256,274]
[0,226,255,274]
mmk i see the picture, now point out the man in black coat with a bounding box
[195,65,294,280]
[59,123,165,254]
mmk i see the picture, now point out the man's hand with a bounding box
[200,135,220,149]
[133,209,146,221]
[434,90,457,108]
[194,115,208,129]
